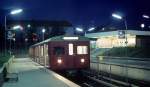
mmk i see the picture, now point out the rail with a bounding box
[81,70,139,87]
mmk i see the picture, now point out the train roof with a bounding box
[31,35,90,47]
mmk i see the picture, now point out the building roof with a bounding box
[85,30,150,38]
[31,35,89,47]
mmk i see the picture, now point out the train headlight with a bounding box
[57,59,62,64]
[81,58,85,63]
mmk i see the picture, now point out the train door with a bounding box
[44,44,49,67]
[74,44,89,68]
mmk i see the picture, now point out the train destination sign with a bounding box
[63,37,79,40]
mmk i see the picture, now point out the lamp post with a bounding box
[112,13,128,46]
[141,14,149,30]
[4,9,23,55]
[112,13,128,83]
[42,28,46,41]
[25,38,28,57]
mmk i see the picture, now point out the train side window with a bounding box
[54,47,65,56]
[69,43,74,55]
[77,46,88,54]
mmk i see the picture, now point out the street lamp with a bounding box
[27,24,31,28]
[112,13,122,19]
[42,28,46,41]
[142,14,150,19]
[75,27,83,32]
[88,27,95,32]
[112,13,128,45]
[10,9,23,15]
[140,23,145,29]
[4,8,23,55]
[141,14,149,29]
[13,25,23,30]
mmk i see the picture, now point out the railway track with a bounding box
[82,70,141,87]
[56,69,150,87]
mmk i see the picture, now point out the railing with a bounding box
[91,56,150,70]
[92,56,150,61]
[90,56,150,82]
[0,56,14,86]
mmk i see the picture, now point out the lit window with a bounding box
[69,43,73,55]
[41,46,43,56]
[77,46,88,54]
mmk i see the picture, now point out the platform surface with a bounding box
[2,58,80,87]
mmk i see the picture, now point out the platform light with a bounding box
[142,14,150,19]
[25,38,28,42]
[102,27,105,31]
[13,25,23,30]
[112,13,122,20]
[63,37,79,40]
[81,58,85,63]
[10,9,23,15]
[76,27,83,32]
[88,27,95,32]
[141,23,145,28]
[27,24,31,28]
[57,59,62,64]
[42,28,46,33]
[13,38,16,41]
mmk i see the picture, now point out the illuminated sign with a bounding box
[118,30,125,39]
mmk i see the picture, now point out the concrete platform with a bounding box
[2,58,80,87]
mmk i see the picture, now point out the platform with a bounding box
[2,58,80,87]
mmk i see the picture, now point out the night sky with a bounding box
[0,0,150,28]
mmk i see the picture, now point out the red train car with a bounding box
[29,35,90,71]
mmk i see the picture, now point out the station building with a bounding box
[85,30,150,48]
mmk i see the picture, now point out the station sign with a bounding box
[118,30,125,39]
[7,30,14,39]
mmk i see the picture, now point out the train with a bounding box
[29,35,90,71]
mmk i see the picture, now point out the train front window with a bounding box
[54,47,65,56]
[77,46,88,54]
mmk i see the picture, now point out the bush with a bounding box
[98,47,150,58]
[0,53,11,67]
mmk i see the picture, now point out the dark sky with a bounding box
[0,0,150,28]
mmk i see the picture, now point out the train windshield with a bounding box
[54,47,65,56]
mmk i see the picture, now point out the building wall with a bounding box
[136,35,150,47]
[94,35,136,48]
